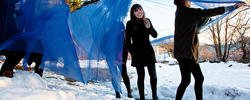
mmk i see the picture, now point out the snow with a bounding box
[0,58,250,100]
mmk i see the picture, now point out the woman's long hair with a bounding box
[174,0,186,7]
[130,4,146,21]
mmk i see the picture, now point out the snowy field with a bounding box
[0,58,250,100]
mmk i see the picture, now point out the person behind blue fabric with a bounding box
[0,51,44,77]
[173,0,246,100]
[125,4,158,100]
[0,0,25,77]
[115,33,133,98]
[0,0,44,78]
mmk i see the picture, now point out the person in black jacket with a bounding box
[0,0,44,78]
[115,23,132,98]
[125,4,158,100]
[0,0,26,77]
[115,43,133,98]
[173,0,246,100]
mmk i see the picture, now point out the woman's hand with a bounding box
[234,2,246,8]
[144,19,151,29]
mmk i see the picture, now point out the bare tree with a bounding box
[230,7,250,63]
[208,5,250,62]
[208,14,239,62]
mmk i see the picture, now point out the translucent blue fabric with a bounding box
[0,0,131,93]
[69,0,131,92]
[151,35,174,44]
[0,0,83,82]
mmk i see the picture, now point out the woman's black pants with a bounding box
[136,64,157,100]
[176,58,204,100]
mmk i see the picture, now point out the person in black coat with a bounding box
[0,0,26,77]
[115,42,133,98]
[125,4,158,100]
[0,0,44,78]
[115,23,132,98]
[173,0,246,100]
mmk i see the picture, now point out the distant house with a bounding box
[151,35,174,56]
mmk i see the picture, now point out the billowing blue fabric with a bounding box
[1,0,131,93]
[0,0,84,82]
[151,35,174,44]
[69,0,132,93]
[0,0,27,51]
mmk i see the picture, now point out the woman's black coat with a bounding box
[125,18,157,67]
[174,6,226,62]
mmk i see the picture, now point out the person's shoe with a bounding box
[128,89,133,98]
[128,93,132,98]
[35,68,44,77]
[139,97,145,100]
[0,70,13,78]
[115,91,121,98]
[153,96,158,100]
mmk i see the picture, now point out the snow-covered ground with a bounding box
[0,58,250,100]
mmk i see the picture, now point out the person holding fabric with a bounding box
[0,52,44,77]
[125,4,158,100]
[0,0,26,77]
[0,0,44,78]
[173,0,246,100]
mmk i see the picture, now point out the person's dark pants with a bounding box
[136,64,157,100]
[116,48,132,98]
[0,50,43,77]
[28,53,43,77]
[176,58,204,100]
[0,50,26,77]
[122,63,132,95]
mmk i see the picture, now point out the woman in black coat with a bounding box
[125,4,158,100]
[174,0,246,100]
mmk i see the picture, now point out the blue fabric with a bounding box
[0,0,131,93]
[0,0,84,82]
[69,0,131,93]
[151,35,174,44]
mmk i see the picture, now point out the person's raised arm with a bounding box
[194,2,246,18]
[144,19,157,38]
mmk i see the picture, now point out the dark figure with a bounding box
[115,44,133,98]
[0,50,26,77]
[121,45,132,98]
[125,4,158,100]
[27,53,44,77]
[0,0,44,78]
[0,51,43,77]
[173,0,246,100]
[0,0,25,78]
